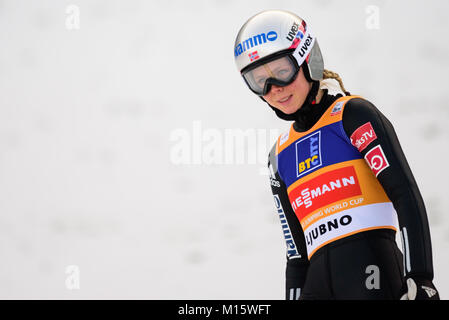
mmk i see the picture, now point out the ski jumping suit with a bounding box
[268,91,434,300]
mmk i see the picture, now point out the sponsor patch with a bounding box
[330,101,344,116]
[350,122,377,152]
[295,131,322,177]
[289,166,362,220]
[273,194,299,257]
[364,145,390,177]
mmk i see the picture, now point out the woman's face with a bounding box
[259,65,312,114]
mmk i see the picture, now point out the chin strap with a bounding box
[264,81,320,121]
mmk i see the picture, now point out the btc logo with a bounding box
[298,155,319,174]
[295,131,322,177]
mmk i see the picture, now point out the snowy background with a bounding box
[0,0,448,299]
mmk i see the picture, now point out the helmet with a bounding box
[234,10,324,94]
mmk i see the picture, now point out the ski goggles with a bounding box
[241,53,300,96]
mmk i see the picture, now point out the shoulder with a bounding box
[344,96,376,114]
[342,96,390,131]
[341,96,396,142]
[342,96,384,121]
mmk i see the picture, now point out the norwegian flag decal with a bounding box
[248,51,260,61]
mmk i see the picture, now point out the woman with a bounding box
[234,10,439,300]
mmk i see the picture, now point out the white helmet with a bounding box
[234,10,324,95]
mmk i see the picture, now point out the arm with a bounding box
[268,144,310,300]
[342,98,438,299]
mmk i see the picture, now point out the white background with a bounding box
[0,0,448,299]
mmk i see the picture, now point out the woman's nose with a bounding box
[271,84,284,93]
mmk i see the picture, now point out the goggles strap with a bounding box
[263,64,275,78]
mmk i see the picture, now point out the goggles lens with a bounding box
[242,55,299,96]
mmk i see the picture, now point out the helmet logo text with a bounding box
[298,34,313,58]
[297,34,313,58]
[234,31,278,57]
[286,22,299,41]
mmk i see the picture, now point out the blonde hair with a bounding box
[320,69,350,96]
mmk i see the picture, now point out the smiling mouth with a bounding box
[278,95,292,103]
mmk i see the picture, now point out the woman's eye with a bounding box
[277,69,290,77]
[256,78,267,86]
